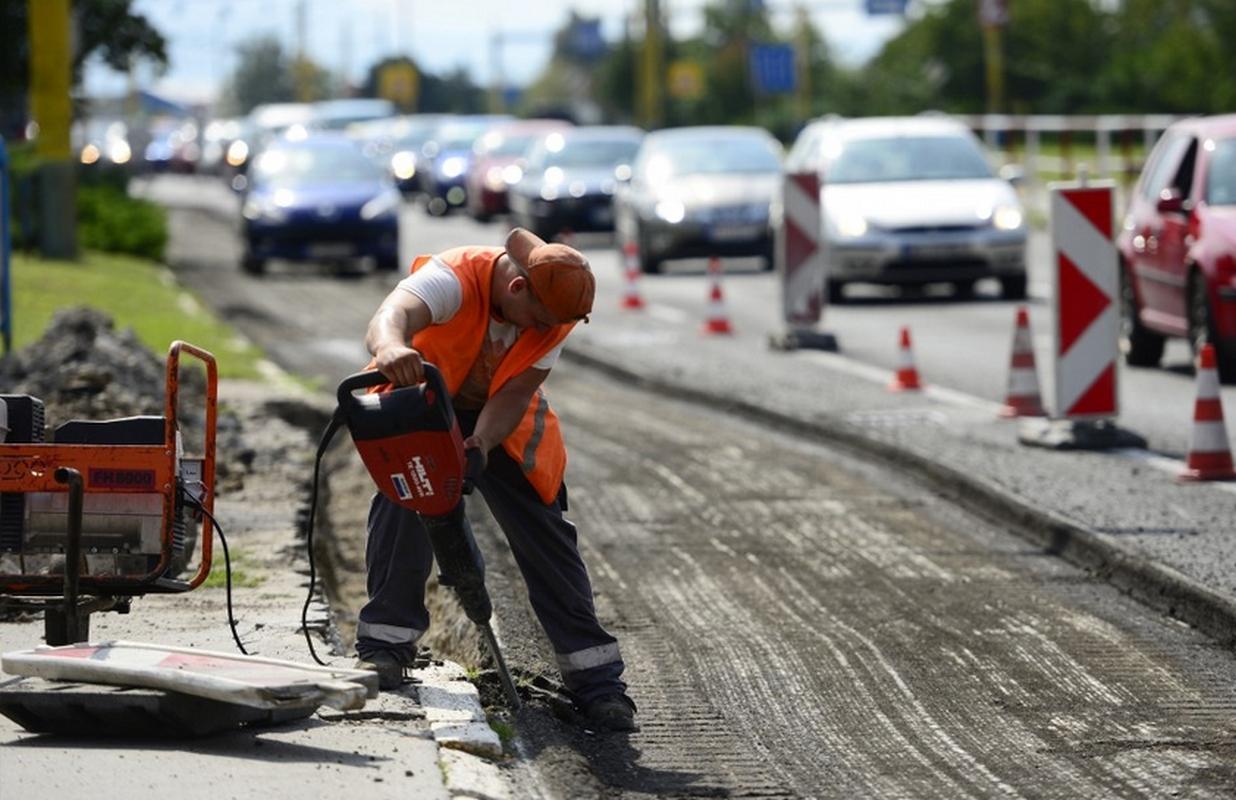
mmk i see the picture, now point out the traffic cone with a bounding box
[1179,343,1236,482]
[701,257,733,335]
[999,307,1046,418]
[888,326,922,391]
[620,240,645,310]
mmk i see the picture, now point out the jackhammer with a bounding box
[303,365,520,710]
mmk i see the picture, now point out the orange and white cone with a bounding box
[999,307,1046,418]
[888,326,922,391]
[1179,343,1236,482]
[701,257,733,335]
[620,240,645,310]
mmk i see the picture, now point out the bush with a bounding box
[76,183,167,261]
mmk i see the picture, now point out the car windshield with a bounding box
[252,144,383,187]
[436,124,490,151]
[1206,138,1236,206]
[487,134,540,157]
[536,139,641,168]
[828,135,993,183]
[643,135,780,179]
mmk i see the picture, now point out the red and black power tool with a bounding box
[304,365,520,708]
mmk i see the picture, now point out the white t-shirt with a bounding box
[397,257,564,408]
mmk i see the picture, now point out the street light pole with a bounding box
[27,0,75,260]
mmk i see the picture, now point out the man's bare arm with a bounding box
[365,288,434,386]
[466,367,550,464]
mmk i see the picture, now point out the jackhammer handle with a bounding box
[336,363,447,407]
[462,447,485,495]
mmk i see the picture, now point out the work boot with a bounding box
[354,650,407,691]
[582,693,638,732]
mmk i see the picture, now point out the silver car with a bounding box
[784,116,1028,301]
[615,126,783,273]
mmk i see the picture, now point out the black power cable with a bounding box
[301,412,345,667]
[183,497,248,656]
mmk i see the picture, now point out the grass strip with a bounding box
[9,249,264,380]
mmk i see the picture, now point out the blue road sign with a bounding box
[750,43,796,95]
[865,0,908,14]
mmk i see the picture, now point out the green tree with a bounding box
[1,0,167,137]
[220,37,295,115]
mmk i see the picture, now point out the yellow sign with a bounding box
[668,61,703,101]
[378,62,420,112]
[28,0,72,160]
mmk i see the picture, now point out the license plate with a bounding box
[901,243,971,260]
[709,224,761,242]
[309,243,354,258]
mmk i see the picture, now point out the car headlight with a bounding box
[361,189,402,220]
[226,139,249,167]
[243,198,287,223]
[541,185,560,201]
[391,151,417,180]
[439,156,466,178]
[503,164,523,185]
[107,139,132,165]
[485,167,506,192]
[835,211,868,238]
[655,199,686,224]
[993,205,1024,231]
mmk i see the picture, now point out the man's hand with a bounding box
[375,344,425,386]
[462,434,490,472]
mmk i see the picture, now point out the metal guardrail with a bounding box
[955,113,1190,182]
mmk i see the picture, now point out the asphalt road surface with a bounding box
[156,180,1236,797]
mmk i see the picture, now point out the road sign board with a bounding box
[776,171,830,335]
[750,44,796,95]
[865,0,909,15]
[1050,183,1118,420]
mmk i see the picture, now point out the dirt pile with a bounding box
[0,307,169,425]
[0,307,250,488]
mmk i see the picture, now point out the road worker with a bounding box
[355,227,636,732]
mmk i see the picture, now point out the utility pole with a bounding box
[490,30,504,114]
[27,0,75,259]
[794,5,812,123]
[639,0,663,129]
[978,0,1008,114]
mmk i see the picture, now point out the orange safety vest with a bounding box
[367,246,575,505]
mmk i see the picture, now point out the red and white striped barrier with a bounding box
[780,172,826,329]
[1050,183,1119,420]
[702,257,733,335]
[888,326,922,392]
[620,240,645,310]
[1180,343,1236,482]
[1000,307,1046,418]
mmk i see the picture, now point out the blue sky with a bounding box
[84,0,912,105]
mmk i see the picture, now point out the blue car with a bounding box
[419,116,509,216]
[240,135,402,274]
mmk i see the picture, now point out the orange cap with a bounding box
[505,228,595,324]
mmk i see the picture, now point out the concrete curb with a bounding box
[563,345,1236,648]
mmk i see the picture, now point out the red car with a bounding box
[465,119,572,221]
[1118,115,1236,381]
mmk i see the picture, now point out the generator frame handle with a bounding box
[167,340,218,591]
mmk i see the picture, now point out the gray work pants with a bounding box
[356,411,626,704]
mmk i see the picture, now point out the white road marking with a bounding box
[645,303,690,324]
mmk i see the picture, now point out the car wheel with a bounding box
[1120,264,1165,367]
[954,279,977,299]
[999,274,1028,300]
[376,254,401,272]
[241,251,266,275]
[1188,270,1236,383]
[827,280,846,305]
[636,228,662,274]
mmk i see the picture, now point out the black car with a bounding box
[509,126,643,240]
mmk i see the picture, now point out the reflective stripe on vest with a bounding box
[521,391,549,475]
